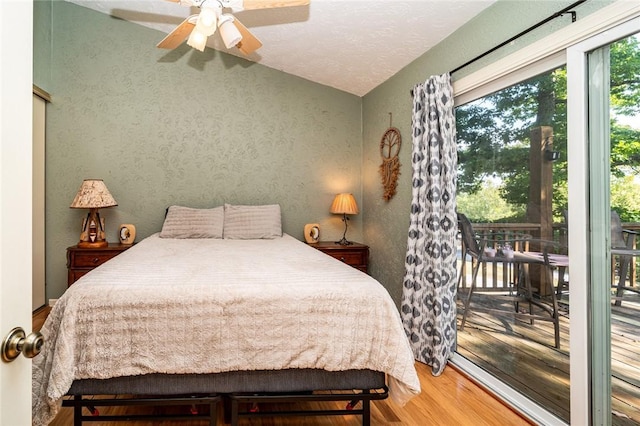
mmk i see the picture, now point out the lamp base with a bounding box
[335,213,353,245]
[78,208,107,249]
[335,237,353,246]
[77,240,108,249]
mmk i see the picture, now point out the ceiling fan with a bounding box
[157,0,309,54]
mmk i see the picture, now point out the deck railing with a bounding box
[458,223,542,292]
[458,221,640,292]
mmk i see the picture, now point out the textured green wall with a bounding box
[361,0,612,306]
[33,0,52,89]
[39,1,363,300]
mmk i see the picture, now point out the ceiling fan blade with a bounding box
[233,19,263,55]
[241,0,310,10]
[156,16,197,49]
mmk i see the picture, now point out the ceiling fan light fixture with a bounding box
[196,6,218,36]
[218,14,242,49]
[187,28,208,52]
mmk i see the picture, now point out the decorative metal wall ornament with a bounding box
[379,113,401,201]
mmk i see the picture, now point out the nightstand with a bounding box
[312,241,369,273]
[66,243,132,286]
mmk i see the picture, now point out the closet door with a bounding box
[32,92,46,310]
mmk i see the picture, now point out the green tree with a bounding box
[456,34,640,222]
[457,181,524,222]
[611,175,640,222]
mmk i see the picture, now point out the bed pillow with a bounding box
[223,203,282,239]
[160,205,224,239]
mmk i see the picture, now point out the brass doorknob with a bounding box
[1,327,44,362]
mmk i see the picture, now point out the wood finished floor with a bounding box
[33,306,529,425]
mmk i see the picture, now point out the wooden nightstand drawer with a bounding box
[67,243,133,286]
[311,241,369,273]
[71,252,120,268]
[325,250,365,265]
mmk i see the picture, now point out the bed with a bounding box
[32,204,421,425]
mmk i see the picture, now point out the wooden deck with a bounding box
[456,291,640,425]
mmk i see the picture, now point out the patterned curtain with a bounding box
[401,73,458,375]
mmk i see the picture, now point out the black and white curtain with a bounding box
[401,73,458,375]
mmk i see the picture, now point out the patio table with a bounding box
[460,244,568,348]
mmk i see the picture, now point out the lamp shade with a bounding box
[70,179,117,209]
[330,193,359,215]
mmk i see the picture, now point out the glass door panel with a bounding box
[455,66,571,422]
[606,33,640,425]
[587,30,640,425]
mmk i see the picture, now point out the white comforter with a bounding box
[32,234,420,425]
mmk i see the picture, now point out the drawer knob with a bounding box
[92,257,100,264]
[340,257,346,262]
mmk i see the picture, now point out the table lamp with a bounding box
[330,193,359,245]
[70,179,118,248]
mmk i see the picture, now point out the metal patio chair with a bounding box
[611,210,640,306]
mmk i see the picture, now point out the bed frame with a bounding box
[62,369,388,425]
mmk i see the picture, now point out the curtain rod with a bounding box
[449,0,586,75]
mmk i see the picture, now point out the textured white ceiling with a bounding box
[65,0,496,96]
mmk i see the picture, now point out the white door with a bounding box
[0,1,35,424]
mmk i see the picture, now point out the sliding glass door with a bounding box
[568,17,640,425]
[451,5,640,423]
